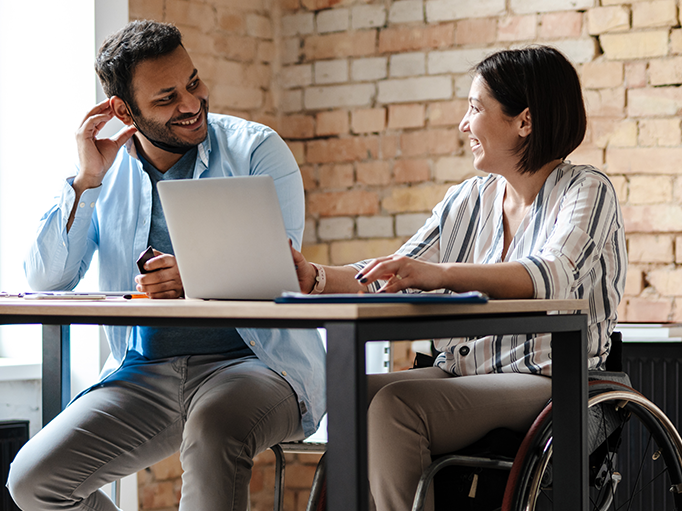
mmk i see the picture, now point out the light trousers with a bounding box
[7,353,304,511]
[366,368,552,511]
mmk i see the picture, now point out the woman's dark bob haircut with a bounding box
[474,46,587,175]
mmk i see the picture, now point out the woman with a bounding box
[293,46,626,511]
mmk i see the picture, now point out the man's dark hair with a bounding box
[95,20,183,115]
[474,46,587,175]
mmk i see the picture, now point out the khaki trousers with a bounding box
[367,368,552,511]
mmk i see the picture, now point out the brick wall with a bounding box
[128,0,682,509]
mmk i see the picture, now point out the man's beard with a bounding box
[131,98,209,155]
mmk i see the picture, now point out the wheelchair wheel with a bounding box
[503,382,682,511]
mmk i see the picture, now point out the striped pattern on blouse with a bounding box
[353,162,627,377]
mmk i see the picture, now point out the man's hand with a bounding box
[73,99,137,194]
[134,249,185,299]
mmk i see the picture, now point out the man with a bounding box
[8,20,325,511]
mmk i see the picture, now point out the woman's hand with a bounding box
[134,249,185,299]
[356,255,447,293]
[290,242,317,294]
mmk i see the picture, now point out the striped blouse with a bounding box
[355,162,627,377]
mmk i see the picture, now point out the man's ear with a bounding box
[518,108,532,138]
[110,96,134,126]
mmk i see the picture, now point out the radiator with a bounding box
[621,342,681,511]
[0,421,29,511]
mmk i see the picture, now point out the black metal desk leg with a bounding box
[42,325,71,427]
[325,321,369,511]
[552,328,588,511]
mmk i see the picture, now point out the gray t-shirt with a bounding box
[135,149,253,360]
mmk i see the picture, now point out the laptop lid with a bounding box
[157,175,301,300]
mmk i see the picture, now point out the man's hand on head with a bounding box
[73,99,137,194]
[134,249,185,299]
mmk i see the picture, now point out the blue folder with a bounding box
[275,291,488,304]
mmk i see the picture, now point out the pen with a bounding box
[123,293,148,299]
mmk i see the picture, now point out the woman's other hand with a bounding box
[356,255,447,293]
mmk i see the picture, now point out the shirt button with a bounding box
[90,202,95,208]
[250,341,256,346]
[281,370,287,376]
[79,202,85,208]
[459,346,470,356]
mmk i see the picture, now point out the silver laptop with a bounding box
[157,176,301,300]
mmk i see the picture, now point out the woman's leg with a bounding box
[367,370,552,511]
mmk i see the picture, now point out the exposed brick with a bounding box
[356,160,391,185]
[581,60,623,89]
[567,145,604,167]
[389,0,425,24]
[607,147,682,174]
[318,217,355,240]
[378,24,455,53]
[307,190,380,217]
[623,297,674,322]
[396,213,431,236]
[388,104,426,129]
[428,47,502,74]
[316,8,349,34]
[589,118,637,148]
[647,267,682,296]
[219,12,246,33]
[181,27,216,56]
[394,159,431,183]
[306,137,379,163]
[624,266,644,296]
[281,38,302,65]
[279,114,315,139]
[583,88,625,118]
[280,64,313,89]
[300,164,317,191]
[629,234,674,263]
[301,0,347,11]
[627,87,682,117]
[352,108,387,133]
[304,30,376,61]
[497,15,537,42]
[621,204,682,232]
[426,0,505,21]
[539,11,582,39]
[549,38,598,64]
[318,163,354,189]
[314,59,349,84]
[382,184,452,213]
[455,18,497,45]
[246,14,272,39]
[454,74,474,98]
[624,62,647,89]
[632,0,678,29]
[587,6,630,35]
[351,57,388,81]
[282,13,315,36]
[390,53,426,77]
[381,134,400,159]
[677,236,682,264]
[316,110,350,136]
[609,175,628,203]
[304,83,375,109]
[629,175,673,204]
[401,129,459,156]
[357,216,394,238]
[301,244,330,265]
[510,0,594,14]
[638,118,682,146]
[129,0,164,21]
[287,141,306,165]
[600,31,669,60]
[672,29,682,54]
[149,453,182,481]
[352,4,387,30]
[212,84,263,110]
[434,156,484,182]
[330,238,405,265]
[213,34,258,62]
[141,481,178,509]
[378,76,452,104]
[167,1,216,30]
[649,57,682,86]
[428,99,467,127]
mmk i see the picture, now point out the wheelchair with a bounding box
[271,332,682,511]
